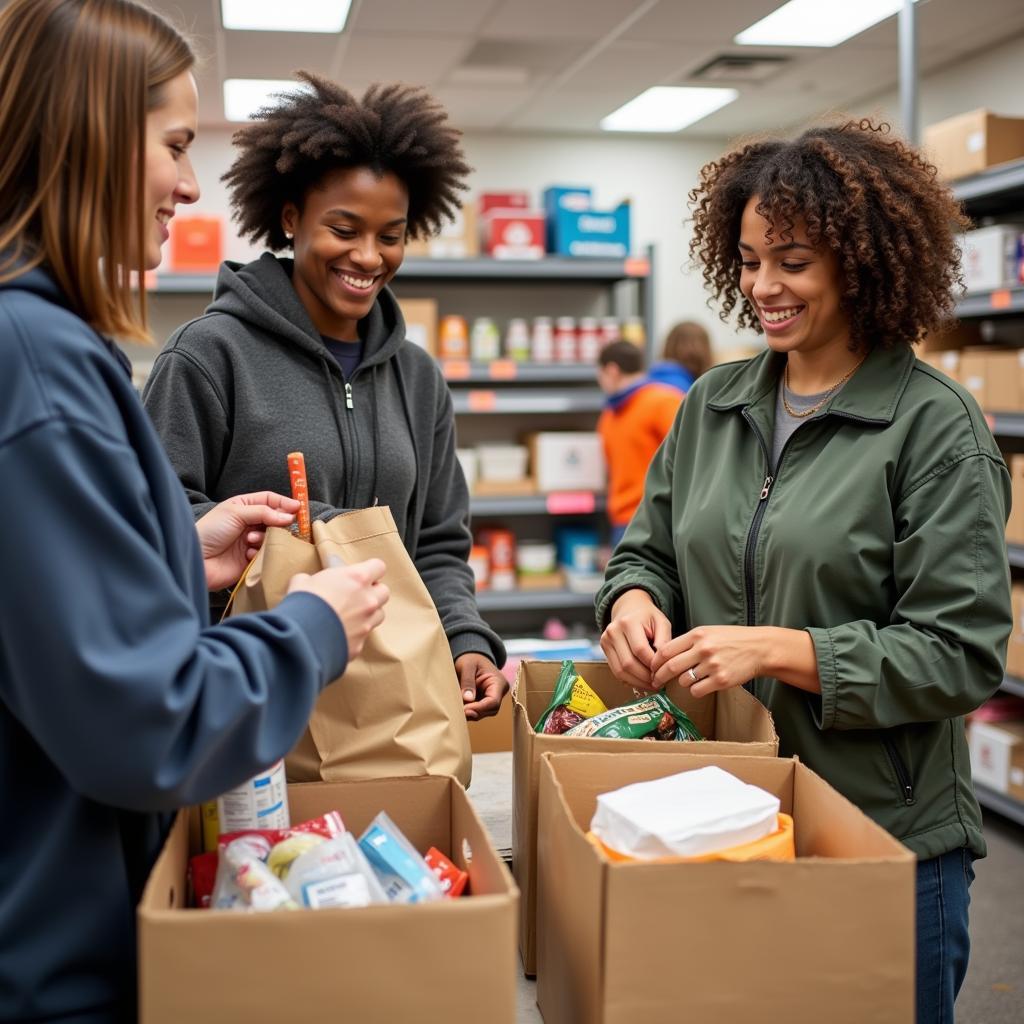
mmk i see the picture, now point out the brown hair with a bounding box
[598,340,646,375]
[661,321,712,379]
[0,0,194,341]
[223,75,472,250]
[688,118,970,349]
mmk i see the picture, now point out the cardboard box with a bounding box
[960,225,1024,293]
[1006,585,1024,678]
[958,349,988,408]
[542,186,592,249]
[985,349,1024,412]
[919,321,982,354]
[405,204,479,259]
[168,215,223,272]
[536,751,915,1024]
[527,432,606,493]
[138,777,518,1023]
[484,209,546,260]
[969,720,1024,799]
[917,349,961,383]
[479,191,531,216]
[397,297,438,356]
[512,660,778,974]
[469,692,514,753]
[547,200,631,259]
[923,109,1024,182]
[1007,455,1024,545]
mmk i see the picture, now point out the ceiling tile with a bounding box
[223,32,340,79]
[560,40,708,91]
[431,85,539,130]
[336,34,475,84]
[623,1,789,45]
[351,0,496,35]
[481,0,644,40]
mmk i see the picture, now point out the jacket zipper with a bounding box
[883,737,916,805]
[740,411,777,627]
[344,381,354,409]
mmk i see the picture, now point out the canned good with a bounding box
[577,316,601,363]
[600,316,621,345]
[438,314,469,360]
[554,316,577,363]
[532,316,554,363]
[216,759,290,833]
[505,317,531,361]
[477,528,517,591]
[470,316,501,362]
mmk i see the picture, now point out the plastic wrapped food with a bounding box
[563,690,702,741]
[534,659,608,735]
[358,812,444,904]
[284,834,389,909]
[425,847,469,898]
[212,834,298,911]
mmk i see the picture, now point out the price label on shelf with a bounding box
[546,491,597,515]
[624,256,650,277]
[489,359,518,380]
[442,360,471,380]
[467,390,498,412]
[991,290,1012,310]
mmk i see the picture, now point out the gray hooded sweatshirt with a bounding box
[143,252,504,666]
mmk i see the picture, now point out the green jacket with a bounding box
[597,344,1011,859]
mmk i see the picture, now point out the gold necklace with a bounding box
[782,355,866,419]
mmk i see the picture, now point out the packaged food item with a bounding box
[439,314,469,360]
[600,316,621,346]
[188,851,219,909]
[577,316,601,363]
[284,834,389,909]
[217,810,346,852]
[589,765,781,860]
[212,833,299,912]
[200,800,220,853]
[563,690,702,741]
[216,758,290,834]
[534,659,608,735]
[425,847,469,898]
[505,317,531,361]
[287,452,312,542]
[554,316,577,363]
[470,316,501,362]
[358,811,445,904]
[477,527,516,591]
[531,316,554,363]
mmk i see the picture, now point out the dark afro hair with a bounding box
[688,118,971,348]
[222,72,472,250]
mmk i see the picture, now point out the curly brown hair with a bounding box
[688,118,970,348]
[223,73,471,250]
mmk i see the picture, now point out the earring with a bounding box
[284,231,293,240]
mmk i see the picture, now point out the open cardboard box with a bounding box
[138,776,518,1023]
[512,660,778,974]
[536,751,915,1024]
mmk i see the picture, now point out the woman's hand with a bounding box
[600,589,672,691]
[455,653,509,721]
[650,625,820,698]
[196,492,299,591]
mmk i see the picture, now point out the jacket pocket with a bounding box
[882,736,916,806]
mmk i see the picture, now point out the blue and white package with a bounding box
[357,812,444,904]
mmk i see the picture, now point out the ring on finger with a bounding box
[688,666,699,684]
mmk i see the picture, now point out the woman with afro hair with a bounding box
[144,74,507,724]
[596,119,1010,1023]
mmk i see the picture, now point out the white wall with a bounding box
[177,127,750,354]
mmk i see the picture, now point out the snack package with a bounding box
[425,847,469,898]
[534,659,608,735]
[188,851,219,909]
[563,690,702,741]
[218,810,345,852]
[284,834,389,909]
[358,812,444,904]
[212,834,298,911]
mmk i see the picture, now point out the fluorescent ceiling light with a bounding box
[223,79,311,122]
[600,87,738,133]
[221,0,351,33]
[735,0,917,48]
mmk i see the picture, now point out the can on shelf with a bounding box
[531,316,555,363]
[554,316,577,363]
[577,317,601,363]
[505,317,531,361]
[438,314,469,360]
[600,316,621,346]
[477,527,517,591]
[470,316,501,362]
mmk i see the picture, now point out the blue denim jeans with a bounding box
[916,847,975,1024]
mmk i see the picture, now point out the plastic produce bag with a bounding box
[534,659,608,735]
[563,689,702,741]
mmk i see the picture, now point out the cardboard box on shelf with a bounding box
[968,720,1024,800]
[547,199,631,259]
[512,660,778,975]
[397,297,438,356]
[923,109,1024,182]
[917,349,961,383]
[168,215,223,272]
[138,776,518,1023]
[1007,456,1024,545]
[958,349,989,408]
[479,191,531,217]
[960,225,1024,293]
[527,432,605,493]
[536,751,914,1024]
[472,477,537,497]
[1006,585,1024,678]
[483,209,546,260]
[918,322,982,353]
[405,204,479,259]
[984,349,1024,412]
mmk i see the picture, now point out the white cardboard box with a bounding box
[527,432,605,492]
[960,225,1023,293]
[969,719,1024,794]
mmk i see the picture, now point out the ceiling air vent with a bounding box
[691,54,790,83]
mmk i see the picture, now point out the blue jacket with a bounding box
[647,359,694,394]
[0,267,348,1022]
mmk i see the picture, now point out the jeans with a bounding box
[916,847,975,1024]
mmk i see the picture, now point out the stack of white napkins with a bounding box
[590,766,781,860]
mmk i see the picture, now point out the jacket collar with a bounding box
[706,343,916,426]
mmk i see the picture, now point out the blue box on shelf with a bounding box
[547,197,631,258]
[543,186,592,249]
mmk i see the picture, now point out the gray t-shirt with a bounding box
[772,380,831,471]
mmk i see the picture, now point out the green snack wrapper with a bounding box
[562,690,702,741]
[534,659,608,735]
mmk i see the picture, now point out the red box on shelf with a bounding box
[479,191,530,216]
[484,210,545,260]
[168,215,223,272]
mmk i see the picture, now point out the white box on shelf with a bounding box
[968,719,1024,792]
[528,432,605,493]
[477,444,530,484]
[959,225,1023,293]
[456,448,478,492]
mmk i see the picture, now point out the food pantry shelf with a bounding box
[451,389,604,414]
[470,493,606,516]
[952,157,1024,214]
[1009,544,1024,570]
[442,363,599,384]
[975,782,1024,827]
[475,589,597,613]
[956,287,1024,318]
[988,413,1024,437]
[400,255,650,282]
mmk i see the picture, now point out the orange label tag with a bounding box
[546,491,597,515]
[624,257,650,277]
[489,359,518,380]
[468,390,497,412]
[443,360,471,380]
[991,290,1012,310]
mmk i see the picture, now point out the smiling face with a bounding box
[738,196,851,358]
[282,167,409,340]
[143,71,199,270]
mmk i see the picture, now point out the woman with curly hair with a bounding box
[597,119,1009,1022]
[144,74,507,726]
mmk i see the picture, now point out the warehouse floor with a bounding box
[468,754,1024,1023]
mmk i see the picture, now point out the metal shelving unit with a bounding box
[475,588,597,613]
[976,782,1024,827]
[470,493,605,517]
[400,255,650,282]
[956,287,1024,319]
[987,413,1024,438]
[442,363,598,384]
[1009,544,1024,570]
[952,157,1024,216]
[451,389,604,415]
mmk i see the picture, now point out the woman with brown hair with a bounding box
[0,3,387,1018]
[597,119,1010,1024]
[649,319,713,393]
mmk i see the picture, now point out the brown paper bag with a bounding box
[229,506,472,786]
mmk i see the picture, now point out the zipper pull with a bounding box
[344,382,354,410]
[759,475,774,500]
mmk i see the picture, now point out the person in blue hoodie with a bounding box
[143,74,508,723]
[0,3,389,1021]
[647,320,713,394]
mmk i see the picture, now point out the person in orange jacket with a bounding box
[597,341,683,545]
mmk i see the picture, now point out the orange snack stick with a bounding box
[287,451,312,542]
